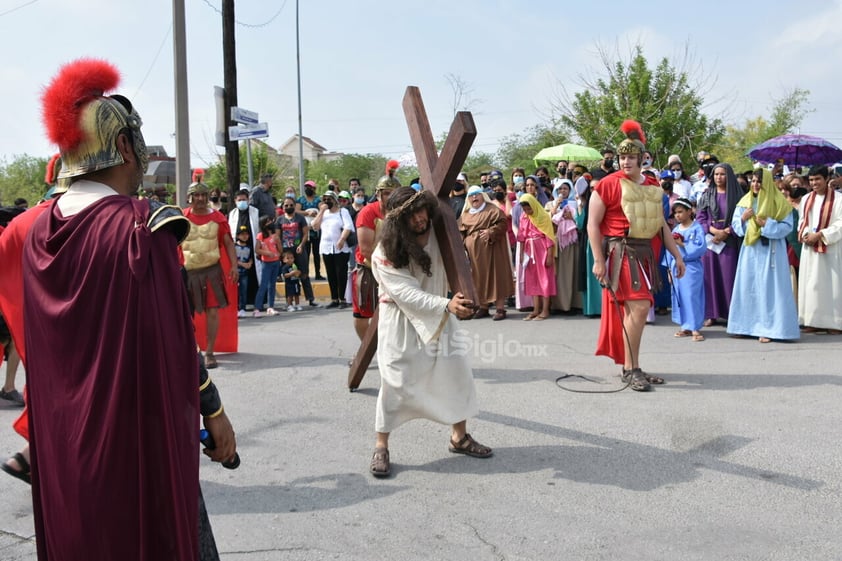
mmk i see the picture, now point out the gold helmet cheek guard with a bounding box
[57,94,149,179]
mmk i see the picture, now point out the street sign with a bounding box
[231,107,259,125]
[229,123,269,141]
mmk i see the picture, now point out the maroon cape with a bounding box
[23,196,199,561]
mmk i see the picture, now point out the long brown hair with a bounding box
[378,187,439,276]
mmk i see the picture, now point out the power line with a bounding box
[0,0,37,17]
[201,0,288,28]
[134,23,172,99]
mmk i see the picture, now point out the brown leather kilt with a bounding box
[186,263,228,314]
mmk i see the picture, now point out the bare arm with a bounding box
[222,233,238,282]
[660,220,686,278]
[357,226,376,264]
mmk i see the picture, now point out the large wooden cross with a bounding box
[347,86,478,390]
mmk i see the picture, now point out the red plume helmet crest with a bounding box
[192,168,206,183]
[44,153,61,184]
[385,159,400,177]
[620,120,646,145]
[41,58,121,151]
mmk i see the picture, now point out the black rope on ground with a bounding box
[555,282,632,394]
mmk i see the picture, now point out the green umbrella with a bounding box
[533,143,603,167]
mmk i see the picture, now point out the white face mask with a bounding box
[236,200,249,211]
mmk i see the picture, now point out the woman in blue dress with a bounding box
[727,168,799,343]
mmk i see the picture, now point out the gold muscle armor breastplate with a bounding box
[182,220,221,270]
[620,178,664,239]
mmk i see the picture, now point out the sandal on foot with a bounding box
[492,309,507,321]
[623,368,664,385]
[692,333,705,342]
[205,354,218,369]
[703,319,715,327]
[1,452,31,485]
[621,368,652,391]
[523,313,538,321]
[449,433,493,458]
[759,337,771,344]
[370,447,391,478]
[473,307,490,319]
[674,330,692,338]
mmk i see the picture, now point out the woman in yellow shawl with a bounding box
[515,192,557,320]
[726,167,800,342]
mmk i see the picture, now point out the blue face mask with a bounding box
[513,176,524,185]
[236,200,249,211]
[354,197,365,205]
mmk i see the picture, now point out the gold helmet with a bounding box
[376,159,402,191]
[617,120,646,156]
[42,59,149,180]
[187,169,209,199]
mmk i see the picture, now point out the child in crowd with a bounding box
[280,250,303,311]
[665,198,707,341]
[254,216,281,317]
[234,225,254,318]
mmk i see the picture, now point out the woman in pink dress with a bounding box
[517,193,557,320]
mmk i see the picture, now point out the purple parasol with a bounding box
[747,134,842,167]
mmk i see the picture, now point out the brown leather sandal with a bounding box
[370,447,390,478]
[205,353,218,369]
[448,433,493,458]
[621,368,652,391]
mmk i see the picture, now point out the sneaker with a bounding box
[287,305,295,312]
[266,308,277,316]
[326,301,340,309]
[309,300,319,307]
[338,301,349,309]
[237,309,246,318]
[294,305,303,311]
[253,310,263,318]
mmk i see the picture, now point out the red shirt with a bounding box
[354,201,383,264]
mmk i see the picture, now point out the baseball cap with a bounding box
[456,172,467,182]
[304,180,317,188]
[659,170,675,180]
[337,190,351,200]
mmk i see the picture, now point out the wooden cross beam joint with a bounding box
[347,86,477,390]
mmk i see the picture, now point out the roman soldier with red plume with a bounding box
[587,120,686,392]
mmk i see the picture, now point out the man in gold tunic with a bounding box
[181,180,238,368]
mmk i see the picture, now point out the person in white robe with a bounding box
[797,165,842,333]
[369,187,492,478]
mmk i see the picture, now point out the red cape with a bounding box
[24,197,199,561]
[182,208,238,353]
[0,200,54,440]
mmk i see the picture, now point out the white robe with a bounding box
[797,192,842,329]
[371,233,478,433]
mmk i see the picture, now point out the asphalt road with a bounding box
[1,306,840,560]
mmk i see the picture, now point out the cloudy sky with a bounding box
[1,0,840,170]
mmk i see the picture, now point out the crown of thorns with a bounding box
[385,189,435,221]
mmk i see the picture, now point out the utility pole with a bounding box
[222,0,241,198]
[295,0,304,195]
[172,0,190,206]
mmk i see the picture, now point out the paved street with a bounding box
[1,306,840,560]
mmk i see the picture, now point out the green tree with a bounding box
[712,88,812,172]
[0,155,49,208]
[550,43,724,169]
[204,141,283,193]
[497,124,569,173]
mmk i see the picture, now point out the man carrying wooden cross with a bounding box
[368,186,493,478]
